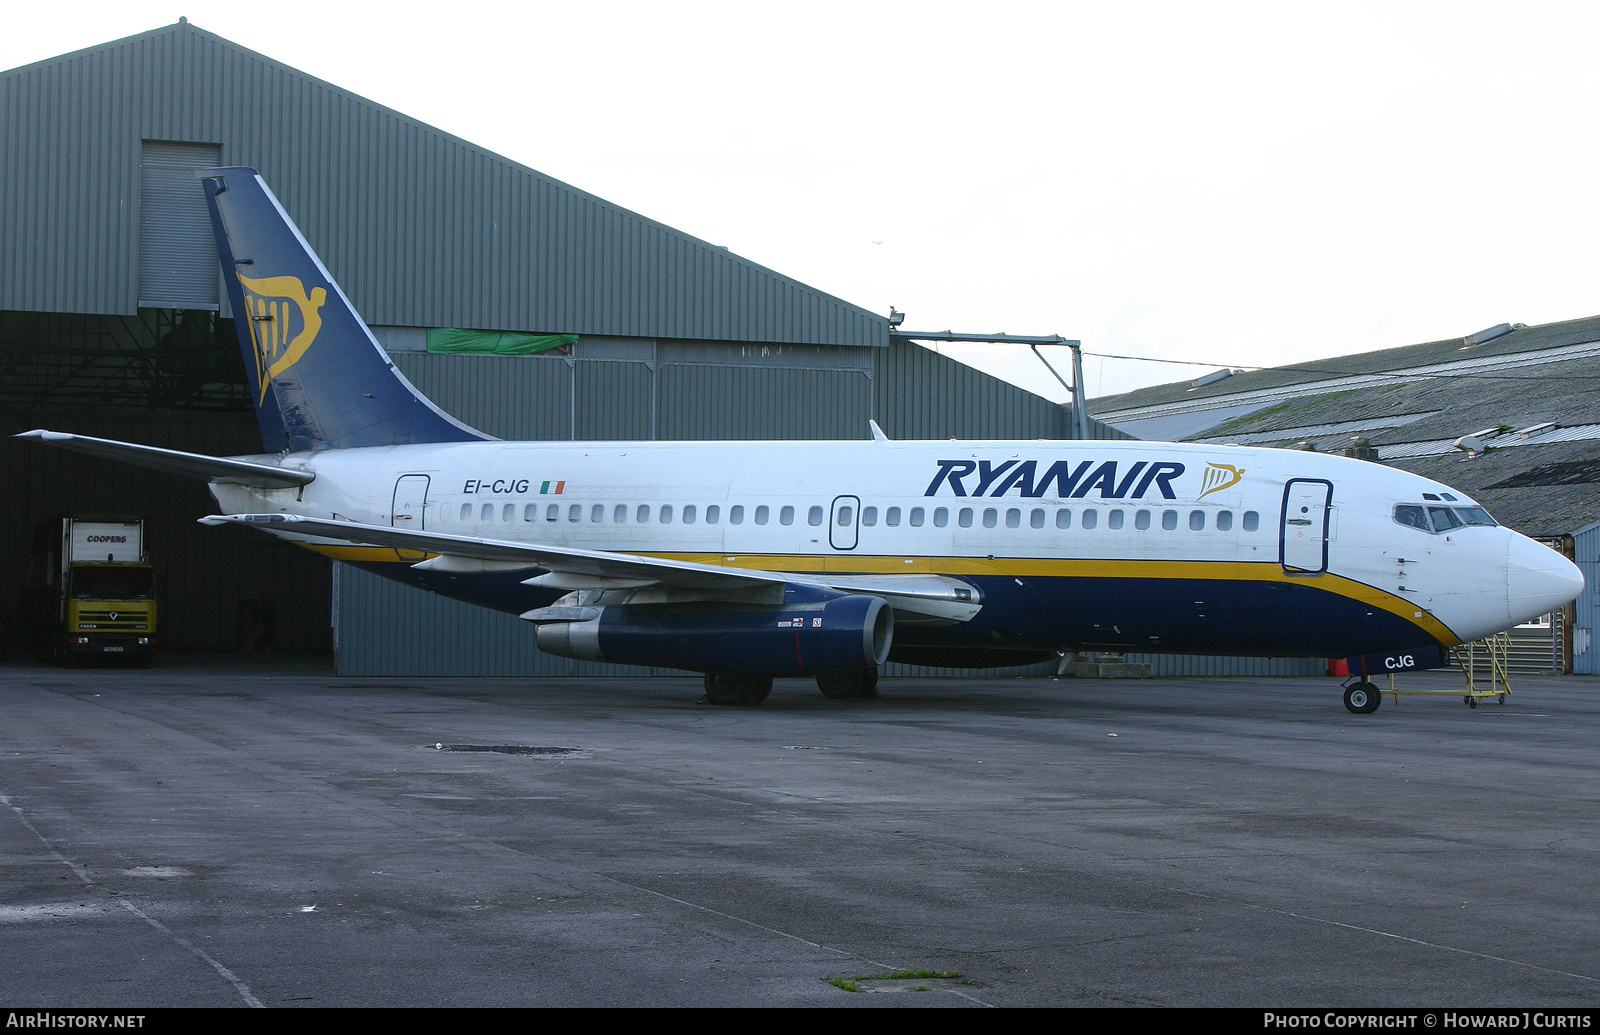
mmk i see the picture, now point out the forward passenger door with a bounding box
[1280,479,1332,574]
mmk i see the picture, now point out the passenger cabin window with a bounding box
[636,504,650,523]
[1056,509,1071,528]
[683,505,697,524]
[835,506,853,526]
[546,504,559,522]
[614,504,628,523]
[885,507,900,527]
[982,508,997,528]
[1242,511,1259,531]
[706,505,720,524]
[958,508,973,528]
[482,504,494,522]
[861,506,877,527]
[779,506,794,526]
[503,504,515,522]
[1030,508,1045,529]
[1134,510,1151,530]
[1190,510,1206,530]
[660,505,674,524]
[1108,509,1124,530]
[933,508,948,527]
[808,506,824,526]
[592,505,605,522]
[1162,510,1177,530]
[461,503,473,521]
[730,505,744,524]
[910,507,925,527]
[755,505,769,525]
[568,504,581,522]
[1082,509,1098,529]
[1216,510,1234,531]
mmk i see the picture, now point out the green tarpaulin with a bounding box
[426,328,577,356]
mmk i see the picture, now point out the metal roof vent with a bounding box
[1453,426,1508,458]
[1462,322,1524,346]
[1190,368,1236,388]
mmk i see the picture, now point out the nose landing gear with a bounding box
[1343,681,1382,714]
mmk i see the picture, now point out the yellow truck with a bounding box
[24,516,157,667]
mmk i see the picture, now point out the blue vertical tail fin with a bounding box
[200,167,492,453]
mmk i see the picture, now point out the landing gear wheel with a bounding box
[816,667,879,700]
[703,673,773,706]
[1343,681,1381,714]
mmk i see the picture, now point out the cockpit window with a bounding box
[1394,505,1430,531]
[1428,507,1464,532]
[1394,503,1498,533]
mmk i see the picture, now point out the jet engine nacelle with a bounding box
[534,592,893,676]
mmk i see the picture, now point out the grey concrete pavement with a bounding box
[1,659,1596,1007]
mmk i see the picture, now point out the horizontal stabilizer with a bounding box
[17,430,314,488]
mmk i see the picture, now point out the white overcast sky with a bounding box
[6,1,1600,403]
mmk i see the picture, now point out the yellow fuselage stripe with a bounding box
[301,542,1459,646]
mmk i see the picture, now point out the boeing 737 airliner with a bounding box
[20,168,1584,712]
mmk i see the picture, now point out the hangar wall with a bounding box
[0,22,885,347]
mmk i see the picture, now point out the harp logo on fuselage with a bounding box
[238,274,327,403]
[924,459,1187,499]
[1197,463,1246,500]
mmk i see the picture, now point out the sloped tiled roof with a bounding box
[1087,315,1600,537]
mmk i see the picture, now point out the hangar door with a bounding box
[139,140,222,309]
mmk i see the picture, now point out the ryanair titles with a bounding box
[925,459,1186,499]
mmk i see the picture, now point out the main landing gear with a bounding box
[1342,681,1382,714]
[816,668,878,700]
[701,667,880,706]
[702,673,773,706]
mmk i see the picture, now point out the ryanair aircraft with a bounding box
[20,168,1584,712]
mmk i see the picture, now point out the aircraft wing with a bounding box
[18,430,314,489]
[200,513,788,592]
[201,513,983,621]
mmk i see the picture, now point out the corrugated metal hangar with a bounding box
[1,20,1121,674]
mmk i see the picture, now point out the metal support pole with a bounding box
[892,329,1090,439]
[1071,341,1090,440]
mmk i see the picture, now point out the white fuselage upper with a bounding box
[211,438,1582,648]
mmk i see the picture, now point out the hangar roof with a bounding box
[0,22,887,348]
[1089,314,1600,538]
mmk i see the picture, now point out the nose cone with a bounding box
[1506,534,1585,626]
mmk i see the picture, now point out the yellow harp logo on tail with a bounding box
[1197,462,1246,500]
[237,274,327,403]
